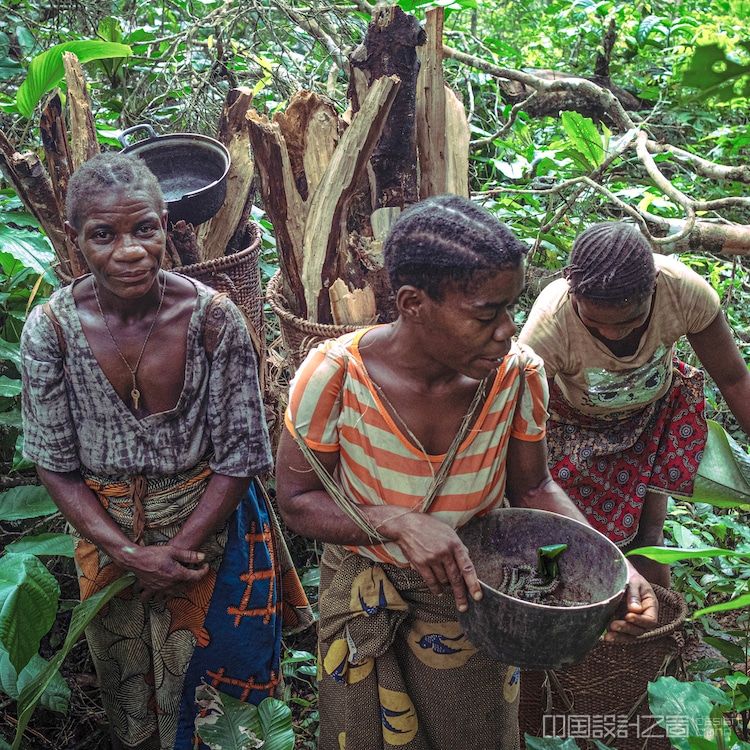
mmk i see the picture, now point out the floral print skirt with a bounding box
[546,360,707,546]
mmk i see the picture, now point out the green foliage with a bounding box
[0,650,70,715]
[194,683,295,750]
[11,574,134,750]
[647,676,748,749]
[4,533,74,557]
[683,42,750,101]
[15,40,132,117]
[627,546,750,563]
[675,420,750,508]
[0,485,58,521]
[0,553,59,673]
[560,111,605,171]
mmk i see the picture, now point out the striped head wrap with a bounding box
[564,222,656,306]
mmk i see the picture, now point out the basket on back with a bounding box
[520,584,688,750]
[266,270,365,370]
[179,221,263,340]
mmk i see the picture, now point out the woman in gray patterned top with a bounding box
[20,152,290,750]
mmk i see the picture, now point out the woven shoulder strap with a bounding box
[42,302,67,357]
[202,293,230,361]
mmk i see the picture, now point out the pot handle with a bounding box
[118,124,157,148]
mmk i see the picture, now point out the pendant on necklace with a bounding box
[131,387,141,410]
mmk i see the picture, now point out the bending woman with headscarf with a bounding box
[519,221,750,587]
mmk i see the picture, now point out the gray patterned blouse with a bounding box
[20,274,273,479]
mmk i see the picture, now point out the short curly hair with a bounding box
[383,195,527,300]
[65,152,165,230]
[564,222,656,307]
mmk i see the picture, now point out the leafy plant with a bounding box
[10,574,134,750]
[195,683,295,750]
[15,40,132,117]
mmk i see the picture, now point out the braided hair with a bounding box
[384,195,527,300]
[565,222,656,307]
[65,152,165,230]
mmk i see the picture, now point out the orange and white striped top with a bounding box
[285,328,549,566]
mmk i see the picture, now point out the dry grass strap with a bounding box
[290,422,387,542]
[289,359,491,541]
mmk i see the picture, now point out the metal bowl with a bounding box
[457,508,627,669]
[119,124,230,226]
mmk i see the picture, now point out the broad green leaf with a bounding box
[11,435,33,473]
[0,486,58,521]
[0,648,70,714]
[97,17,123,45]
[683,43,750,100]
[13,575,134,750]
[257,697,294,750]
[701,636,747,665]
[0,553,59,673]
[15,41,132,117]
[673,420,750,508]
[194,683,264,749]
[300,567,320,588]
[694,594,750,619]
[0,339,21,370]
[626,546,750,563]
[0,32,23,81]
[6,533,74,558]
[560,111,604,170]
[636,15,666,46]
[0,410,25,429]
[648,677,729,750]
[0,377,21,398]
[524,737,581,750]
[0,225,55,277]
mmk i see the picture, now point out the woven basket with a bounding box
[266,269,365,368]
[520,585,688,750]
[179,221,263,340]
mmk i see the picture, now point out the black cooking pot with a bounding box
[118,124,231,226]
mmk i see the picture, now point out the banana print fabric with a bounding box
[317,545,520,750]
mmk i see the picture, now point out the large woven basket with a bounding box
[520,584,688,750]
[266,270,365,369]
[179,221,263,340]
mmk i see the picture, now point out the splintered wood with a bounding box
[249,5,471,325]
[197,87,256,260]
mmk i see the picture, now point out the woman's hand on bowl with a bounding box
[386,513,483,613]
[603,565,659,642]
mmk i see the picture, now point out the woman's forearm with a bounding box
[509,476,588,524]
[36,467,138,565]
[169,474,251,551]
[278,488,414,546]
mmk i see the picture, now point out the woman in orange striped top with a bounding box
[276,196,657,750]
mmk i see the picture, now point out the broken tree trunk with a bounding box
[416,8,469,198]
[39,92,73,212]
[349,5,426,209]
[247,110,310,317]
[198,87,256,260]
[329,277,376,325]
[0,131,82,280]
[62,53,100,170]
[248,90,346,318]
[301,75,401,322]
[416,9,446,198]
